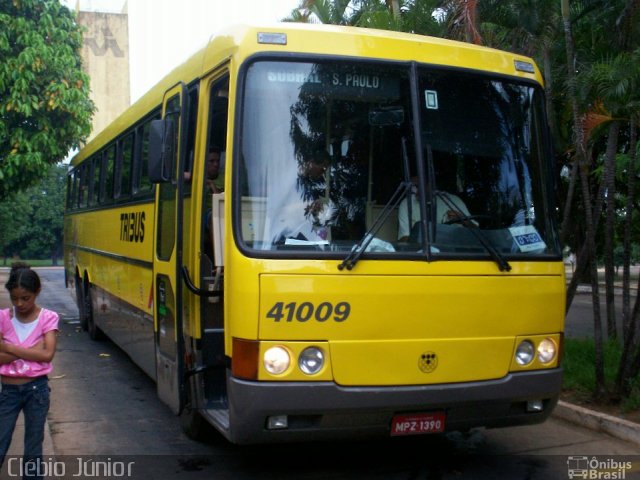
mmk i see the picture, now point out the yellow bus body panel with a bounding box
[65,204,154,316]
[255,261,564,386]
[228,24,543,84]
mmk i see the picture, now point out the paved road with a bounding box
[565,289,635,340]
[564,265,639,340]
[4,268,640,480]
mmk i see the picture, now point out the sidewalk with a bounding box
[0,267,638,454]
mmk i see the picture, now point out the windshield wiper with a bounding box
[338,179,411,271]
[434,191,512,272]
[339,136,416,271]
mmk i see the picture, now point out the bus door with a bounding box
[149,82,189,414]
[199,75,230,408]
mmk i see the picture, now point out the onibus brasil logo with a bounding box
[567,456,633,479]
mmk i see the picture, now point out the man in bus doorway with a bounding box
[203,145,224,262]
[206,146,224,195]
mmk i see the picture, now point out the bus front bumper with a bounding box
[223,368,562,444]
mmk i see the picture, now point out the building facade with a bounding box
[76,1,130,141]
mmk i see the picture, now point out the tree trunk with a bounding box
[542,46,560,149]
[621,120,637,341]
[386,0,400,18]
[580,161,607,399]
[615,119,639,397]
[561,0,606,397]
[560,157,578,245]
[565,159,607,312]
[603,121,620,340]
[615,273,640,395]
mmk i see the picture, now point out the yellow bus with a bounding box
[64,23,565,444]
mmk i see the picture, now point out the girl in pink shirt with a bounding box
[0,263,59,479]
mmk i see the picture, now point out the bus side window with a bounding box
[68,169,75,209]
[87,156,95,206]
[66,173,73,210]
[79,163,89,208]
[134,115,158,195]
[90,155,102,206]
[73,166,80,208]
[116,132,134,199]
[103,145,116,203]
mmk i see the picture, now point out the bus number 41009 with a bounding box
[266,301,351,323]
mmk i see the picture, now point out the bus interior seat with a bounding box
[366,203,398,243]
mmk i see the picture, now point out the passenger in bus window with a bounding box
[203,145,224,260]
[397,175,473,242]
[205,146,224,194]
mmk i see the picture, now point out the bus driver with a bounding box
[397,175,473,242]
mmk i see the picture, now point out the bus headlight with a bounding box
[537,338,557,364]
[299,347,324,375]
[515,340,535,365]
[264,346,290,375]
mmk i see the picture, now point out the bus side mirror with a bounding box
[148,118,176,183]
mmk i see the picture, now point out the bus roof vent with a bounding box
[258,32,287,45]
[514,60,535,74]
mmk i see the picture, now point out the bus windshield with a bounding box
[238,59,559,259]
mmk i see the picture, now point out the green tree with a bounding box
[23,163,67,264]
[0,163,67,264]
[0,189,31,264]
[0,0,94,200]
[581,53,639,340]
[284,0,355,24]
[284,1,447,36]
[355,0,446,35]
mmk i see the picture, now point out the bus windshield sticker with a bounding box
[509,225,547,252]
[425,90,438,109]
[284,238,329,246]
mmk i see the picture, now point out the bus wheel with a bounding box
[85,283,104,341]
[75,277,87,331]
[180,403,212,441]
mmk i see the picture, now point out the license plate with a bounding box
[390,411,446,436]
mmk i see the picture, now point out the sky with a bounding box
[62,0,303,101]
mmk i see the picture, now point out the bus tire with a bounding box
[180,404,212,441]
[85,283,105,341]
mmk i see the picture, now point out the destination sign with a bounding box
[267,70,382,89]
[251,62,401,100]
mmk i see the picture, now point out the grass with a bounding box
[1,259,58,268]
[563,338,640,414]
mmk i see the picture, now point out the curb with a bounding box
[552,400,640,446]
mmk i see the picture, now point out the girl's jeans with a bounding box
[0,376,50,480]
